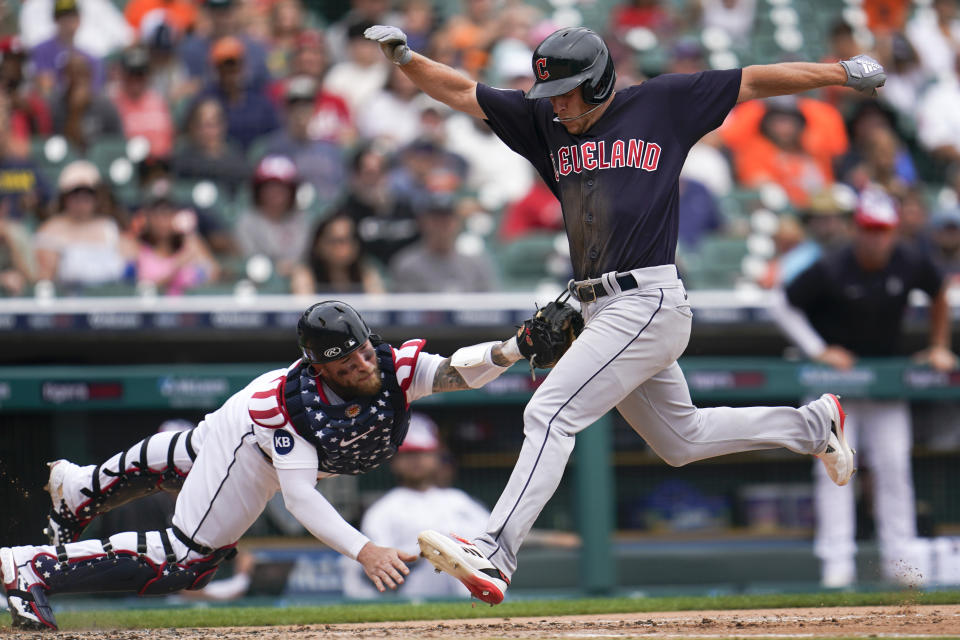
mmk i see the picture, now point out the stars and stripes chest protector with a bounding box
[282,342,411,475]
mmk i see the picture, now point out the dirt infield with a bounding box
[4,604,960,639]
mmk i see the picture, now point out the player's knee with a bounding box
[522,403,548,434]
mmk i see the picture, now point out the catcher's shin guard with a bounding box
[45,428,198,544]
[33,530,234,597]
[2,547,58,630]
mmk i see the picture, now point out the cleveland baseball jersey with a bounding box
[475,69,742,280]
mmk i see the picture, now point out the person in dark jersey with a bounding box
[363,24,887,604]
[774,188,957,587]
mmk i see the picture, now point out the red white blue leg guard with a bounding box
[2,528,234,631]
[45,428,199,545]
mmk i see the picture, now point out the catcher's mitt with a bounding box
[516,293,584,377]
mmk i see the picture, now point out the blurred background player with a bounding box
[342,413,489,599]
[773,188,958,587]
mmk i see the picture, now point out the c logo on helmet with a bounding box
[324,347,342,358]
[535,57,549,80]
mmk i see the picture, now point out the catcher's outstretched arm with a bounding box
[432,338,522,393]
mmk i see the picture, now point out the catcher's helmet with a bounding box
[525,27,615,104]
[297,301,371,364]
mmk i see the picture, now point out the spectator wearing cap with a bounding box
[930,205,960,281]
[234,155,310,280]
[177,0,271,92]
[138,158,233,256]
[340,144,418,265]
[259,75,346,205]
[388,192,497,293]
[774,187,957,587]
[34,160,137,291]
[140,18,197,105]
[0,35,53,155]
[28,0,110,95]
[191,36,280,152]
[172,97,251,197]
[0,101,52,221]
[777,187,854,286]
[721,95,848,208]
[875,33,927,123]
[50,51,123,152]
[266,29,354,145]
[291,212,385,295]
[323,20,391,116]
[134,181,219,295]
[110,46,174,158]
[341,413,489,599]
[388,138,468,215]
[836,102,917,195]
[21,0,131,64]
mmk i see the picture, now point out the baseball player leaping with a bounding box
[363,25,887,604]
[0,301,531,630]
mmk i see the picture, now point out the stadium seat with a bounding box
[495,233,566,290]
[680,235,749,289]
[30,136,82,186]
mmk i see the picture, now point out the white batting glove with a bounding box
[364,25,413,65]
[839,54,886,97]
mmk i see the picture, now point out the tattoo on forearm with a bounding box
[491,345,512,367]
[432,359,471,392]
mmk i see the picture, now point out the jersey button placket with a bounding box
[583,171,599,272]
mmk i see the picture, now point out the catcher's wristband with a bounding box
[451,341,510,388]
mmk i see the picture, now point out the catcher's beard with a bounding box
[325,363,384,398]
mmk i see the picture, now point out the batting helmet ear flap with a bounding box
[581,49,615,104]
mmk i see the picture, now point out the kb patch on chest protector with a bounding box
[274,429,295,455]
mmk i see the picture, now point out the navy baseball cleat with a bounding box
[417,530,509,605]
[817,393,856,486]
[1,547,58,631]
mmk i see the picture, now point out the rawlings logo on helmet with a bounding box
[324,347,342,358]
[535,57,549,80]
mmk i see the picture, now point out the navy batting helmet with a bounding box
[525,27,615,104]
[297,301,371,364]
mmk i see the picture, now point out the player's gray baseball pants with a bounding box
[473,264,835,577]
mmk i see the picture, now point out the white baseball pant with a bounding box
[473,264,835,577]
[813,398,918,585]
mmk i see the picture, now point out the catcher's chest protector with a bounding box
[283,343,411,475]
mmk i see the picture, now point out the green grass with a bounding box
[8,590,960,631]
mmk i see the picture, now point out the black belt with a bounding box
[569,273,638,303]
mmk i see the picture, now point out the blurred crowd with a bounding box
[0,0,958,297]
